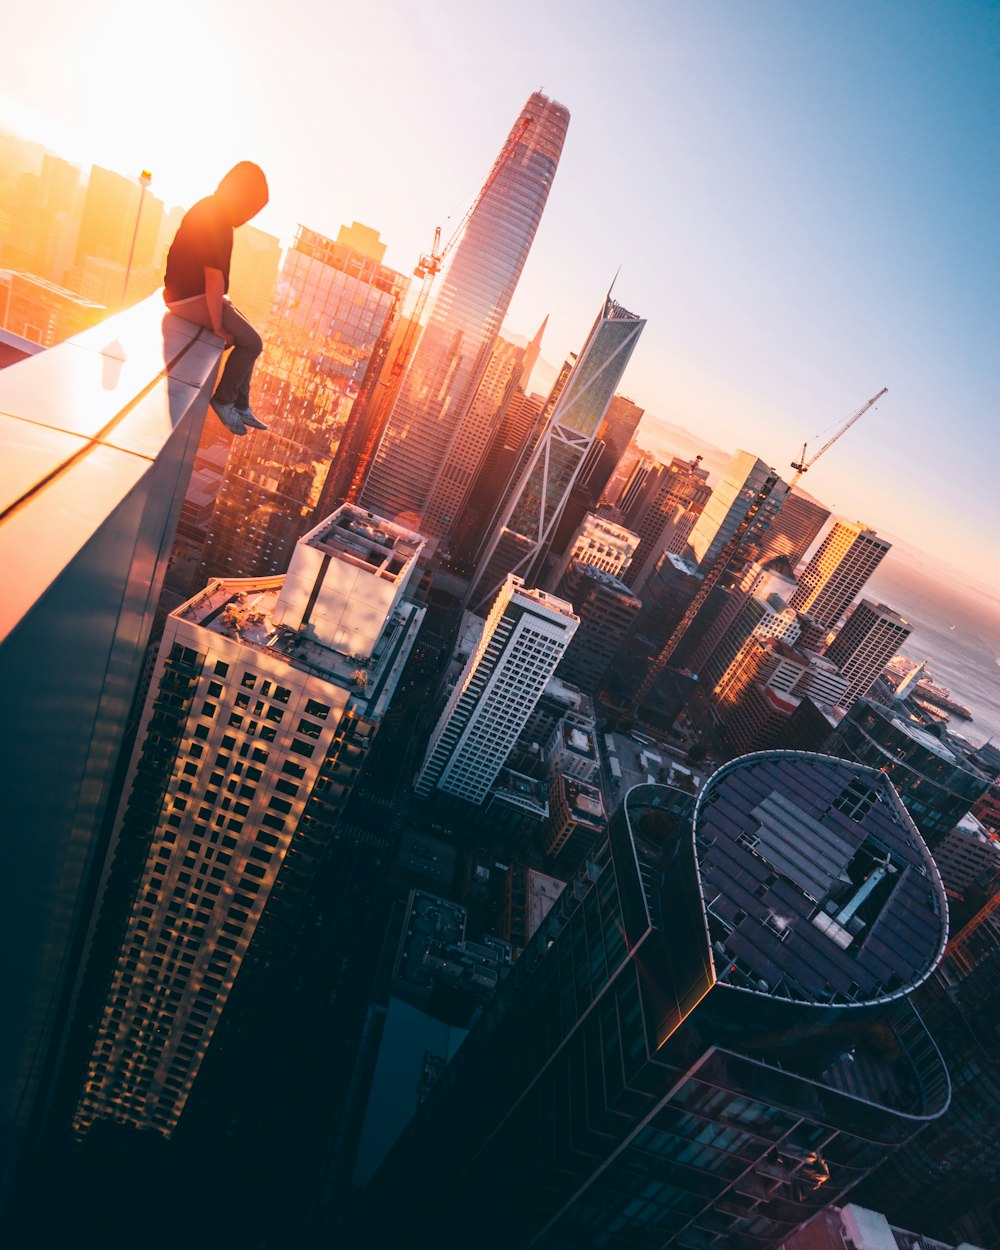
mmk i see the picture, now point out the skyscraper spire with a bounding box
[359,93,570,539]
[468,293,645,610]
[520,313,548,394]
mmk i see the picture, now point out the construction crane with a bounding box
[341,115,533,504]
[788,387,888,490]
[628,387,888,715]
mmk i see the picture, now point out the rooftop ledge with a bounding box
[0,294,223,642]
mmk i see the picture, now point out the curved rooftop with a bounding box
[690,752,947,1008]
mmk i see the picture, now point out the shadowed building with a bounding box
[554,561,642,691]
[822,600,911,706]
[622,455,712,592]
[362,753,950,1248]
[826,699,991,848]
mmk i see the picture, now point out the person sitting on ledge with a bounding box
[163,162,270,436]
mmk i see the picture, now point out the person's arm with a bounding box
[204,267,233,345]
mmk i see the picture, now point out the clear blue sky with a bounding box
[2,0,998,580]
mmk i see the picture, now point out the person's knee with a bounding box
[232,320,263,356]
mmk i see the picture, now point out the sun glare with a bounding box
[60,0,243,209]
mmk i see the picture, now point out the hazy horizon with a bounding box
[2,1,998,585]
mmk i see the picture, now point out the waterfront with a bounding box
[868,555,1000,749]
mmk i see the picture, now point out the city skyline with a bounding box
[1,1,996,582]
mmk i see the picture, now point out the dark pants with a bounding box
[166,295,263,407]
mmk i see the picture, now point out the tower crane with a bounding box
[342,115,533,503]
[788,387,888,490]
[628,387,888,715]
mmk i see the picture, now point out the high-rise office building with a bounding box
[823,599,911,705]
[71,165,164,306]
[360,93,570,537]
[755,489,831,569]
[415,577,578,804]
[789,522,891,629]
[622,455,712,591]
[548,392,646,556]
[365,753,950,1249]
[199,224,406,583]
[685,449,789,571]
[73,506,425,1139]
[0,151,83,286]
[469,295,645,609]
[548,511,640,587]
[584,394,645,499]
[827,699,991,847]
[444,328,545,564]
[554,562,641,691]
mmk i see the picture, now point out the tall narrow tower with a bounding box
[469,294,645,610]
[359,93,570,537]
[73,506,426,1140]
[415,577,578,804]
[789,520,891,628]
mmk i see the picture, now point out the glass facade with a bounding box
[470,297,645,609]
[200,226,406,581]
[362,755,950,1249]
[360,93,570,538]
[828,700,990,847]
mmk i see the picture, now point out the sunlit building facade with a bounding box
[789,522,890,630]
[74,507,425,1139]
[360,92,570,538]
[199,224,406,582]
[621,455,712,592]
[685,450,789,572]
[755,490,831,570]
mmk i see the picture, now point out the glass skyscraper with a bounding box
[359,92,570,539]
[362,753,950,1249]
[200,224,406,582]
[469,295,645,610]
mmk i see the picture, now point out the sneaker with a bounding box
[235,406,268,431]
[210,398,247,436]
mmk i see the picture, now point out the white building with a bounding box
[548,511,640,588]
[415,577,578,804]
